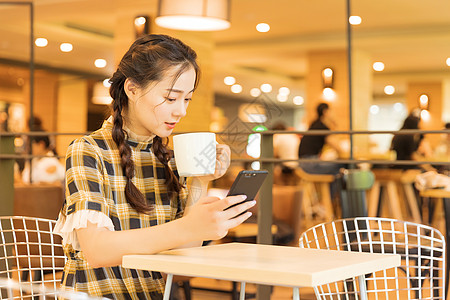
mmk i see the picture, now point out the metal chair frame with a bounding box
[299,217,445,299]
[0,216,66,299]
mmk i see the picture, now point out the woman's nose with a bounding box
[173,100,187,118]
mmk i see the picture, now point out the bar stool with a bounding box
[368,169,421,222]
[294,167,335,228]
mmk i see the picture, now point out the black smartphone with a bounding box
[224,170,268,213]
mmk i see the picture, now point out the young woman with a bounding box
[55,34,255,299]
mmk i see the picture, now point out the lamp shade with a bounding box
[155,0,231,31]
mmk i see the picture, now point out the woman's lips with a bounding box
[165,122,176,129]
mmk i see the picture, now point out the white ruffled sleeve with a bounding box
[54,210,115,251]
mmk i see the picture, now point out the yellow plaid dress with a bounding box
[59,118,187,299]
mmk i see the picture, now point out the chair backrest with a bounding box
[0,216,66,299]
[299,217,445,299]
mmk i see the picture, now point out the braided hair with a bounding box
[109,34,200,214]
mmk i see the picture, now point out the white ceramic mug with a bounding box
[173,132,216,177]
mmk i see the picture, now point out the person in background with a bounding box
[435,122,450,174]
[21,130,65,184]
[298,102,344,175]
[54,34,254,299]
[391,113,435,171]
[272,122,300,185]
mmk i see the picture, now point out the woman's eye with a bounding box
[185,98,192,102]
[165,98,176,102]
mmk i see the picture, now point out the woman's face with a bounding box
[125,66,196,138]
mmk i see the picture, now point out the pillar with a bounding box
[306,49,372,155]
[56,76,88,156]
[406,81,443,147]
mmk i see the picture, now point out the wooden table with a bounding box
[420,188,450,299]
[122,242,400,300]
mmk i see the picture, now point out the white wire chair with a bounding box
[299,217,445,300]
[0,216,66,299]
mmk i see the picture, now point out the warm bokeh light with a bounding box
[349,16,362,25]
[256,23,270,32]
[277,94,288,102]
[322,87,336,101]
[373,62,385,71]
[420,109,431,121]
[231,84,242,93]
[384,85,395,95]
[224,76,236,85]
[322,68,333,78]
[134,17,147,26]
[279,87,290,95]
[35,38,48,47]
[94,59,107,68]
[60,43,73,52]
[250,88,261,97]
[260,83,272,93]
[293,96,304,105]
[103,78,111,88]
[446,57,450,66]
[370,105,380,115]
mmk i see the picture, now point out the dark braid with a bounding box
[108,34,200,214]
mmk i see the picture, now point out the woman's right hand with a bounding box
[183,195,256,241]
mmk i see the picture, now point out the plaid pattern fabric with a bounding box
[60,118,187,300]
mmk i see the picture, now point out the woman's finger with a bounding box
[222,199,256,220]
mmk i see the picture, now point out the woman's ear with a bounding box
[124,78,139,101]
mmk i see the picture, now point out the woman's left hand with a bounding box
[194,144,231,183]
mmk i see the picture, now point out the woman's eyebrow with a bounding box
[165,88,194,93]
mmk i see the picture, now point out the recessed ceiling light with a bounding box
[250,88,261,97]
[373,62,385,71]
[384,85,395,95]
[446,57,450,66]
[256,23,270,33]
[293,96,304,105]
[95,59,107,68]
[277,94,288,102]
[322,68,333,78]
[420,109,431,121]
[35,38,48,47]
[349,16,362,25]
[322,87,336,101]
[224,76,236,85]
[135,17,147,26]
[231,84,242,93]
[60,43,73,52]
[278,87,290,96]
[260,83,272,93]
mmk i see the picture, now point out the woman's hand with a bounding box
[183,195,255,241]
[194,144,231,183]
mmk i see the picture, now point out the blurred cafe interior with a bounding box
[0,0,450,299]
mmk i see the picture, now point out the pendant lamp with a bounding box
[155,0,231,31]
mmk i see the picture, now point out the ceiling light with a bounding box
[224,76,236,85]
[446,57,450,66]
[231,84,242,93]
[60,43,73,52]
[293,96,304,105]
[256,23,270,33]
[370,105,380,115]
[260,83,272,93]
[420,109,431,121]
[250,88,261,97]
[103,79,111,88]
[384,85,395,95]
[373,62,385,71]
[155,0,231,31]
[322,68,333,78]
[135,17,147,26]
[322,87,336,101]
[349,16,362,25]
[95,59,107,68]
[278,87,290,96]
[277,94,288,102]
[35,38,48,47]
